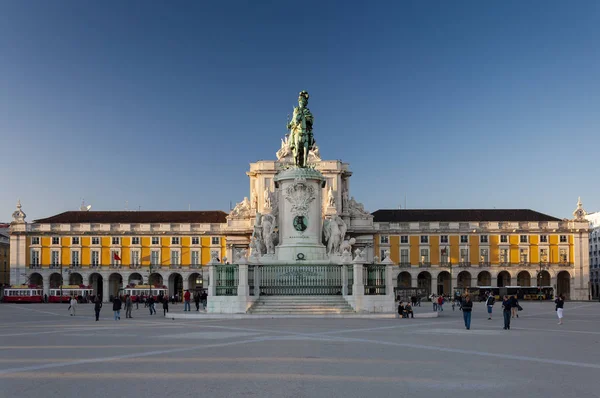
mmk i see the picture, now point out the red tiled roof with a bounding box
[33,211,228,224]
[372,209,561,223]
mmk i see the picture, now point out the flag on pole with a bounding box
[113,252,121,261]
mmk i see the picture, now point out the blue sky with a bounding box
[1,1,598,222]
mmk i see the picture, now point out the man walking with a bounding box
[183,290,191,312]
[69,296,77,316]
[194,292,201,312]
[485,292,495,320]
[502,295,512,330]
[461,294,473,330]
[148,295,156,315]
[125,294,133,319]
[113,296,122,321]
[94,296,102,321]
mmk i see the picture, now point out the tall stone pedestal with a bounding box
[274,167,327,262]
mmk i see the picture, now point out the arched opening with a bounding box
[29,273,43,288]
[149,273,163,287]
[108,273,123,301]
[457,271,472,289]
[69,272,83,286]
[497,271,511,287]
[437,271,451,295]
[397,272,412,288]
[189,273,204,291]
[537,270,551,287]
[557,271,571,299]
[169,273,184,300]
[517,271,531,287]
[89,273,103,299]
[477,271,491,287]
[417,272,431,297]
[49,273,62,288]
[128,273,143,286]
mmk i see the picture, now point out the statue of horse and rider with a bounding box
[287,90,315,168]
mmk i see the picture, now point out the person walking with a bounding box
[163,297,169,317]
[461,294,473,330]
[148,295,156,315]
[555,294,565,325]
[502,295,512,330]
[194,292,201,312]
[437,295,444,312]
[69,296,77,316]
[94,296,102,321]
[125,294,133,319]
[430,294,437,312]
[510,295,519,319]
[485,292,495,320]
[183,289,191,312]
[113,296,122,321]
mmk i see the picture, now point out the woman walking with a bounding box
[485,292,495,320]
[69,296,77,316]
[511,295,520,319]
[555,294,565,325]
[502,295,511,330]
[94,296,102,321]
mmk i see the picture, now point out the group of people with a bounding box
[396,301,415,318]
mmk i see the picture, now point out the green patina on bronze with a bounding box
[286,90,315,168]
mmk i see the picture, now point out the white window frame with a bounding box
[480,235,488,244]
[519,248,529,263]
[51,236,60,246]
[420,248,429,264]
[400,248,409,265]
[500,235,508,243]
[150,250,161,266]
[31,237,40,245]
[91,250,100,266]
[130,249,140,266]
[480,248,489,264]
[440,235,448,244]
[171,237,180,245]
[460,235,469,244]
[539,235,548,243]
[110,249,122,265]
[540,248,549,263]
[380,235,389,244]
[420,235,429,244]
[559,235,568,243]
[440,247,449,264]
[91,237,100,246]
[211,237,220,245]
[400,235,409,244]
[70,250,80,266]
[71,236,80,246]
[170,249,180,265]
[191,250,200,265]
[520,235,528,243]
[559,248,569,263]
[131,237,140,245]
[31,250,40,265]
[151,237,160,246]
[51,250,60,266]
[111,237,121,246]
[499,248,509,264]
[460,248,469,263]
[191,236,200,246]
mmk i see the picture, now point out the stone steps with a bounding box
[248,295,354,314]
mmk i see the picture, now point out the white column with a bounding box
[431,275,437,296]
[208,265,216,296]
[353,261,364,298]
[341,265,348,296]
[102,278,109,302]
[182,278,189,292]
[42,273,50,298]
[237,264,249,297]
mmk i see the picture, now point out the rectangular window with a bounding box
[440,235,448,244]
[112,237,120,245]
[111,250,121,265]
[460,235,468,244]
[71,237,80,245]
[31,250,40,265]
[171,250,180,265]
[211,237,220,245]
[540,248,549,263]
[519,248,528,263]
[499,248,509,264]
[440,247,449,264]
[71,251,79,265]
[151,250,160,265]
[51,250,60,265]
[52,237,60,245]
[191,251,200,265]
[91,237,100,245]
[420,235,429,244]
[380,235,389,244]
[480,235,488,244]
[559,248,568,263]
[480,248,489,264]
[460,248,469,263]
[131,237,140,245]
[31,237,40,245]
[171,237,180,245]
[420,248,429,264]
[540,235,548,243]
[152,237,160,245]
[192,237,200,245]
[500,235,508,243]
[520,235,528,243]
[400,249,409,264]
[400,236,408,244]
[91,251,100,266]
[131,250,140,265]
[560,235,567,243]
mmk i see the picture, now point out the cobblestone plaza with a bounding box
[0,302,598,398]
